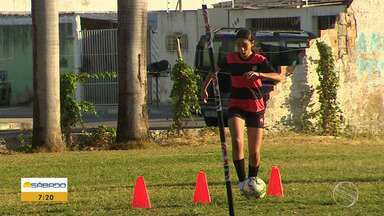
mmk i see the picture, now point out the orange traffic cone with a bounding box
[193,170,212,204]
[267,166,284,197]
[131,176,152,208]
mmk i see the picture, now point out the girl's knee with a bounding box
[232,134,242,143]
[232,137,243,149]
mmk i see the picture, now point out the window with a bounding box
[318,16,337,30]
[246,17,301,31]
[166,33,188,52]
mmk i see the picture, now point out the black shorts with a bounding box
[228,107,265,128]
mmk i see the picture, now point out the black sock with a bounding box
[233,159,246,182]
[248,165,259,178]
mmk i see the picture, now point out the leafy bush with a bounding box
[60,72,117,147]
[170,59,200,129]
[315,41,344,135]
[75,125,116,150]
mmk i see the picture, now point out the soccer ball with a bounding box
[243,177,267,199]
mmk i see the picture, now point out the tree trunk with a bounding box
[116,0,149,146]
[31,0,64,152]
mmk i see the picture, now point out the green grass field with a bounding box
[1,132,383,215]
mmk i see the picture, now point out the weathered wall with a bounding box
[336,0,384,132]
[264,54,320,132]
[266,0,384,133]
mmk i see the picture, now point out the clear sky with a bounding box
[148,0,227,11]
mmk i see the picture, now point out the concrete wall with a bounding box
[149,10,200,104]
[336,0,384,132]
[0,16,77,106]
[265,0,384,133]
[149,9,230,104]
[303,0,384,132]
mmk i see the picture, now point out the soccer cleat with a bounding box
[238,180,247,197]
[239,180,254,199]
[247,177,258,194]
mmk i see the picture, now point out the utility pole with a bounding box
[175,0,183,11]
[166,0,170,12]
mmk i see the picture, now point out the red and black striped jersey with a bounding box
[218,52,275,113]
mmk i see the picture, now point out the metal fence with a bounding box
[80,29,118,105]
[79,29,157,105]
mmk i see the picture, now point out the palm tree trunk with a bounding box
[31,0,64,152]
[116,0,149,145]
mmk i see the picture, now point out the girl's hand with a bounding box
[243,71,260,80]
[208,71,218,85]
[201,88,209,104]
[201,71,218,104]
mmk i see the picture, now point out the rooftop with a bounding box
[214,0,349,8]
[0,11,116,17]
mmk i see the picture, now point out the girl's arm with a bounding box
[258,72,285,82]
[202,67,221,91]
[243,71,284,82]
[201,69,219,103]
[201,71,215,92]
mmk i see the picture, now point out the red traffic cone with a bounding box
[267,166,284,197]
[193,170,212,204]
[131,176,152,208]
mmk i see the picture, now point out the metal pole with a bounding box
[202,4,235,216]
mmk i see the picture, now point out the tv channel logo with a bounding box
[21,178,68,202]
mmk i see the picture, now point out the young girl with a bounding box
[201,28,283,195]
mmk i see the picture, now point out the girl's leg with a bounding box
[228,116,246,182]
[247,127,263,178]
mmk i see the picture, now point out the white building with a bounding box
[149,1,347,103]
[0,0,348,106]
